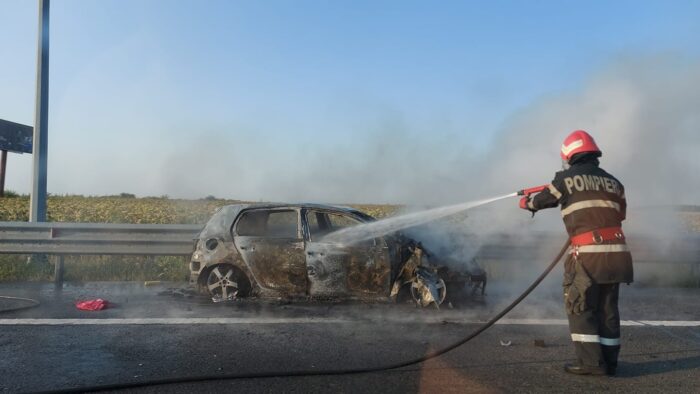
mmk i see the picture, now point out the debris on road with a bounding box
[212,292,237,303]
[500,340,512,347]
[533,339,546,347]
[75,299,108,311]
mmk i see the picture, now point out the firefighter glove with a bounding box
[519,196,536,215]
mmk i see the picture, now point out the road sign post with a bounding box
[0,150,7,197]
[30,0,50,222]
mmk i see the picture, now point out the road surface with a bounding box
[0,282,698,393]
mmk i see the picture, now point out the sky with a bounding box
[0,0,699,203]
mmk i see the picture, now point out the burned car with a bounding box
[189,203,485,307]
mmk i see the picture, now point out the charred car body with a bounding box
[189,203,485,307]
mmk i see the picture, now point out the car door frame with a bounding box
[302,208,392,298]
[232,207,308,296]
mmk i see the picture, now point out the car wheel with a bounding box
[410,278,447,308]
[205,265,250,302]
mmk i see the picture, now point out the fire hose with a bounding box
[51,239,571,393]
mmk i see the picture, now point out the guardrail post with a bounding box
[54,255,64,289]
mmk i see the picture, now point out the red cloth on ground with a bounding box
[75,299,108,311]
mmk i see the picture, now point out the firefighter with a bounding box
[519,130,633,376]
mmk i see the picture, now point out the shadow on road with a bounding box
[617,352,700,378]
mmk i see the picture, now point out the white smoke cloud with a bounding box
[482,54,700,207]
[156,53,700,208]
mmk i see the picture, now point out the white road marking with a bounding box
[0,317,698,326]
[637,320,700,327]
[497,319,700,327]
[0,318,351,325]
[496,319,642,326]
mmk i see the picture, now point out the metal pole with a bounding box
[0,150,7,197]
[30,0,50,222]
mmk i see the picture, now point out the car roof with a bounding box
[235,202,358,211]
[198,203,369,239]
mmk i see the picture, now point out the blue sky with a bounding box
[0,0,699,202]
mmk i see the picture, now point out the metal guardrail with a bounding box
[0,222,203,255]
[0,222,698,287]
[0,221,203,288]
[2,222,698,261]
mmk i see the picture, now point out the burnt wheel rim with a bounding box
[411,278,446,307]
[207,265,239,301]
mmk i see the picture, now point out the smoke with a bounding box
[481,54,700,208]
[386,54,700,291]
[151,54,700,211]
[470,54,700,288]
[158,53,700,289]
[157,123,481,204]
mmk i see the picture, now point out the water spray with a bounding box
[323,186,549,245]
[323,192,518,245]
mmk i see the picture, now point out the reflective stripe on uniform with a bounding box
[571,333,600,343]
[575,244,630,254]
[600,337,621,346]
[561,140,584,156]
[548,184,563,199]
[561,200,620,217]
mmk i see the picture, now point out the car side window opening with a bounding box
[236,210,268,236]
[327,212,361,230]
[266,210,299,238]
[306,211,364,241]
[236,209,299,238]
[306,211,326,240]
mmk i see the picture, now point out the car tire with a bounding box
[202,264,251,301]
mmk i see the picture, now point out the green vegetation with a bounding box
[1,190,23,198]
[0,196,401,224]
[0,255,190,282]
[0,195,237,224]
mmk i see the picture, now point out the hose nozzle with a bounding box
[517,184,549,197]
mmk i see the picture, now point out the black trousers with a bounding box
[566,280,621,368]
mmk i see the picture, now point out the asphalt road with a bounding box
[0,282,699,393]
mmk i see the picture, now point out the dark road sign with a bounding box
[0,119,33,154]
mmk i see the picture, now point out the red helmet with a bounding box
[560,130,601,162]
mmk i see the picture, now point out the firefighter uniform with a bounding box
[529,155,633,375]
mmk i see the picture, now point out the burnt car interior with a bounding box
[236,209,299,238]
[305,210,364,241]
